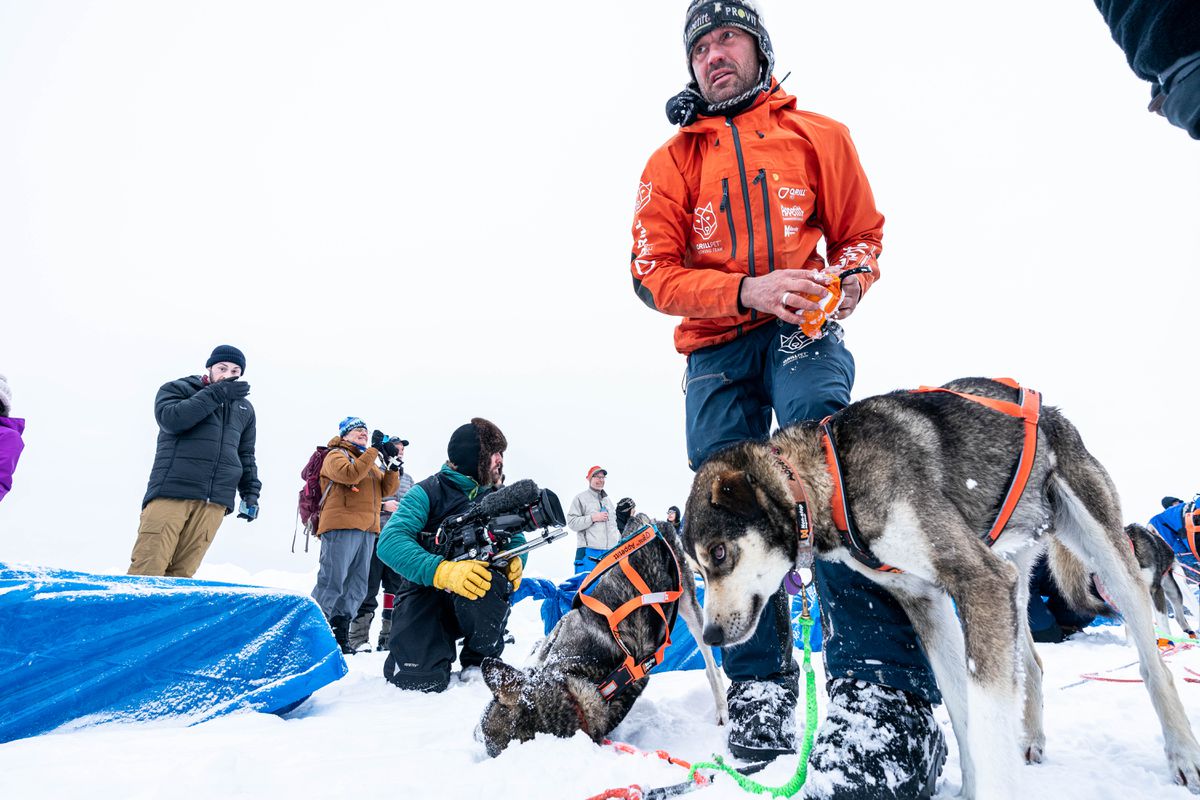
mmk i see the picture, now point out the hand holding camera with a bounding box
[238,495,259,522]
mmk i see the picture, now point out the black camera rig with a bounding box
[434,479,567,569]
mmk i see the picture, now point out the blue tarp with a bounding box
[513,574,822,672]
[0,564,347,744]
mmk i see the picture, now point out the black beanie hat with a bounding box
[1163,496,1184,509]
[447,417,507,483]
[206,344,246,374]
[683,0,774,82]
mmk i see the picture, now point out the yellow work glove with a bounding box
[506,558,523,591]
[433,559,492,600]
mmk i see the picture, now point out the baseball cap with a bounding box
[587,466,608,479]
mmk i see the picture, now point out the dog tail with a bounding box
[1041,410,1126,618]
[1045,539,1116,618]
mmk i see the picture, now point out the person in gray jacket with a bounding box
[566,465,620,571]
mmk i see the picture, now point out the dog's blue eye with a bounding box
[711,544,726,563]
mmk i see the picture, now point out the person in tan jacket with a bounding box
[310,416,400,653]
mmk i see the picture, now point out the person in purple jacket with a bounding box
[0,374,25,503]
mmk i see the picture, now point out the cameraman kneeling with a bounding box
[377,417,524,692]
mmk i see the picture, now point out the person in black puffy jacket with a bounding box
[127,344,261,577]
[1094,0,1200,138]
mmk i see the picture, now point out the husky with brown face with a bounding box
[682,377,1200,798]
[477,515,727,757]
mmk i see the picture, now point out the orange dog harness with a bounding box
[808,378,1041,574]
[575,523,683,700]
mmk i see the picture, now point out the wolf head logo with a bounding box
[635,182,653,215]
[693,202,718,240]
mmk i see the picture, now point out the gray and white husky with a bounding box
[682,377,1200,797]
[477,515,727,757]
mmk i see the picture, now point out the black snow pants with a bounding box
[383,572,512,692]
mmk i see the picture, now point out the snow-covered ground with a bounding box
[2,562,1199,799]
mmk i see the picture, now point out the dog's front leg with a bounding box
[945,558,1024,800]
[679,576,728,725]
[894,586,974,798]
[1011,546,1045,764]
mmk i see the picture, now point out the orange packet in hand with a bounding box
[796,274,843,338]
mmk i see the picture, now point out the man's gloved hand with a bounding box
[378,440,399,460]
[371,429,386,449]
[210,379,251,403]
[506,558,523,591]
[383,455,403,473]
[237,495,259,522]
[433,560,492,600]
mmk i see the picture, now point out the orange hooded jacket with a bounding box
[630,81,884,355]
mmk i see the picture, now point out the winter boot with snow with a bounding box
[329,614,353,656]
[347,611,373,653]
[802,679,947,800]
[726,676,799,762]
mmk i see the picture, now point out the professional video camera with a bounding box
[434,479,567,569]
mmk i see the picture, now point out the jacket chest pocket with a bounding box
[763,169,818,265]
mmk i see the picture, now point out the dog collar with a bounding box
[771,446,814,568]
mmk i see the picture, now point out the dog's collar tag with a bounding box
[795,501,814,568]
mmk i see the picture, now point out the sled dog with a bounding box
[477,514,727,757]
[683,377,1200,797]
[1126,523,1194,638]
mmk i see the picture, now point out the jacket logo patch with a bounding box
[692,202,718,240]
[634,258,656,276]
[635,182,653,214]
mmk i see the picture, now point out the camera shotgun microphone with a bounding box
[476,479,540,518]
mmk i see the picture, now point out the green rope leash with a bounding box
[1155,629,1200,646]
[687,599,819,797]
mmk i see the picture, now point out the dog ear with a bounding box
[482,657,524,706]
[709,469,761,520]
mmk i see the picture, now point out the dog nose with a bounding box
[703,624,725,646]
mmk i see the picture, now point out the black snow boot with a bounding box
[726,675,800,762]
[801,679,946,800]
[347,611,373,653]
[329,615,353,655]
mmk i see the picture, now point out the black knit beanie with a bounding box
[206,344,246,374]
[668,0,776,126]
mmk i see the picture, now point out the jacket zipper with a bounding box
[719,178,738,263]
[754,168,776,273]
[205,399,228,503]
[727,118,757,322]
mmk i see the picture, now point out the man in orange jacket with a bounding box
[631,3,944,795]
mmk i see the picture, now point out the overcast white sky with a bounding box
[1,1,1197,577]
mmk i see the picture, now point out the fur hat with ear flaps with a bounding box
[447,417,507,483]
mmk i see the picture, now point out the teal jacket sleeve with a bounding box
[376,484,444,586]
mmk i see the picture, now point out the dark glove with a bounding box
[371,429,386,449]
[383,455,403,473]
[237,495,259,522]
[211,379,250,403]
[378,440,399,460]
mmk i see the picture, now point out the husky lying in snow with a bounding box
[476,515,727,757]
[682,377,1200,797]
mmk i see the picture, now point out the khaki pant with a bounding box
[128,498,226,578]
